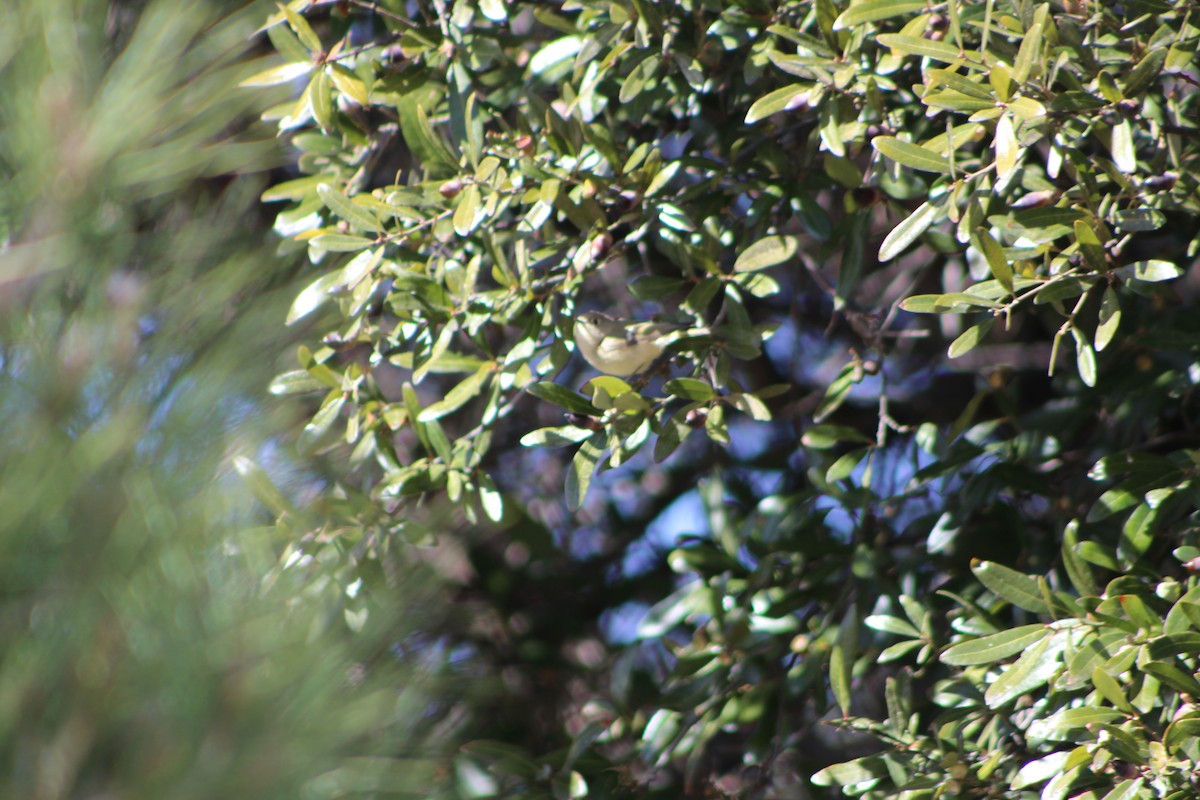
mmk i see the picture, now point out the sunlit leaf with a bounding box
[941,624,1048,666]
[832,0,925,29]
[734,235,799,272]
[873,136,954,173]
[879,201,941,261]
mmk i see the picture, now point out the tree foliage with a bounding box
[250,0,1200,798]
[0,1,440,797]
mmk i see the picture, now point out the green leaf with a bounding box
[984,633,1061,707]
[310,68,334,132]
[269,370,326,395]
[318,184,380,233]
[239,60,313,87]
[879,201,941,261]
[878,639,924,662]
[1011,751,1070,790]
[826,448,868,482]
[876,34,979,64]
[262,173,330,202]
[1062,521,1099,597]
[565,432,605,511]
[1112,259,1182,283]
[924,89,996,113]
[1164,718,1200,753]
[453,184,482,236]
[1142,659,1200,696]
[1091,666,1134,713]
[1112,208,1165,233]
[529,35,583,74]
[974,228,1013,293]
[654,410,694,463]
[619,54,660,104]
[1012,18,1043,84]
[989,115,1017,182]
[898,595,929,634]
[526,382,600,416]
[629,275,687,300]
[479,0,506,22]
[1095,288,1121,352]
[1122,47,1167,97]
[813,361,862,423]
[1012,206,1086,229]
[1071,328,1097,388]
[1073,219,1107,272]
[417,365,491,421]
[901,292,1001,313]
[664,378,716,401]
[1028,707,1125,740]
[972,560,1050,614]
[398,102,457,173]
[745,84,809,124]
[1110,118,1135,173]
[1100,780,1144,800]
[234,455,300,519]
[267,17,310,63]
[872,137,953,173]
[802,424,873,449]
[734,235,799,272]
[928,69,994,100]
[477,475,505,523]
[948,319,993,358]
[310,234,374,252]
[280,2,322,51]
[1076,541,1120,570]
[684,276,723,315]
[830,607,857,717]
[645,161,680,198]
[811,756,891,787]
[302,392,346,448]
[1146,633,1200,660]
[286,270,342,324]
[328,63,369,106]
[941,624,1048,666]
[833,0,925,29]
[519,426,595,448]
[864,614,921,638]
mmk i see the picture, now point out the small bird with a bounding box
[572,311,681,377]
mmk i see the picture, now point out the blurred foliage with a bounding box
[250,0,1200,799]
[0,1,439,798]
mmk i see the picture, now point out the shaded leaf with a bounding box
[526,382,600,416]
[565,432,606,511]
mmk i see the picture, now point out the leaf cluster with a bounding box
[249,0,1200,798]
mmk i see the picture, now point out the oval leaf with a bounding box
[941,624,1049,666]
[872,136,953,173]
[833,0,926,30]
[734,235,799,272]
[746,84,809,124]
[879,201,941,261]
[972,560,1050,614]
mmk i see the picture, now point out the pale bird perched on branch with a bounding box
[572,311,684,377]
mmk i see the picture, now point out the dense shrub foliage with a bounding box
[249,0,1200,798]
